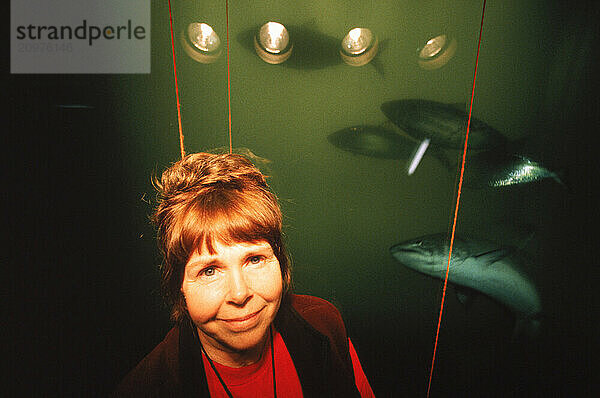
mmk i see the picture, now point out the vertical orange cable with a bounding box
[426,1,487,396]
[225,0,232,154]
[167,0,185,159]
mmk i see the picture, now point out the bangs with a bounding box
[174,187,281,262]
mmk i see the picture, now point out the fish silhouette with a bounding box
[381,99,507,150]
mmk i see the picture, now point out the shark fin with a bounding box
[455,285,477,308]
[474,248,510,265]
[379,119,396,131]
[553,168,572,192]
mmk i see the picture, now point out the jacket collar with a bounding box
[275,300,332,396]
[178,318,210,397]
[176,302,333,397]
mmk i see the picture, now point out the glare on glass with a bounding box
[417,34,457,70]
[188,23,221,53]
[341,28,374,55]
[419,35,447,59]
[258,22,290,54]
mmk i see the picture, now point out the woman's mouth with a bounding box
[220,307,264,331]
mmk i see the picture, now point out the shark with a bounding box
[327,125,415,160]
[380,99,507,150]
[390,233,542,337]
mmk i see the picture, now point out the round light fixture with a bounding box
[254,22,293,64]
[340,28,378,66]
[417,34,457,70]
[182,22,222,64]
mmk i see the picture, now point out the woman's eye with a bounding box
[201,266,217,277]
[249,255,263,264]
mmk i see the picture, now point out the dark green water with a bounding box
[6,1,598,396]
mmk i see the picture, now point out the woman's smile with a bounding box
[219,307,265,332]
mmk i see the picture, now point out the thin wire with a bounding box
[426,1,487,396]
[167,0,185,159]
[225,0,232,154]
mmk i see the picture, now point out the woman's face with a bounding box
[181,239,283,364]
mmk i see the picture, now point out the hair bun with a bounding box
[156,153,267,199]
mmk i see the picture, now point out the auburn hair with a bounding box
[152,152,291,322]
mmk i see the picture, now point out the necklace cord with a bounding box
[201,344,234,398]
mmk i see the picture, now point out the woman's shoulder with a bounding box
[286,294,357,391]
[290,294,342,317]
[289,294,348,345]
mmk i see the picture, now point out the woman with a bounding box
[115,152,374,397]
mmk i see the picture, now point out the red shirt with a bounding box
[203,329,375,397]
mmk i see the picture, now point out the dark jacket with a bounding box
[114,295,361,397]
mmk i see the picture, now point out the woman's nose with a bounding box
[227,269,251,305]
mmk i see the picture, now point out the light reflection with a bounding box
[259,22,289,53]
[340,27,378,66]
[417,34,457,70]
[189,23,220,52]
[254,22,293,64]
[420,35,446,59]
[182,22,222,64]
[408,138,430,175]
[343,28,373,55]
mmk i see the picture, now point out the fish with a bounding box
[327,125,415,160]
[464,151,564,188]
[390,233,542,337]
[380,99,507,150]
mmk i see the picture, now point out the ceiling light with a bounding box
[182,22,222,64]
[417,34,457,70]
[340,28,378,66]
[254,22,293,64]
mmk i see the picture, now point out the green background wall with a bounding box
[6,1,598,396]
